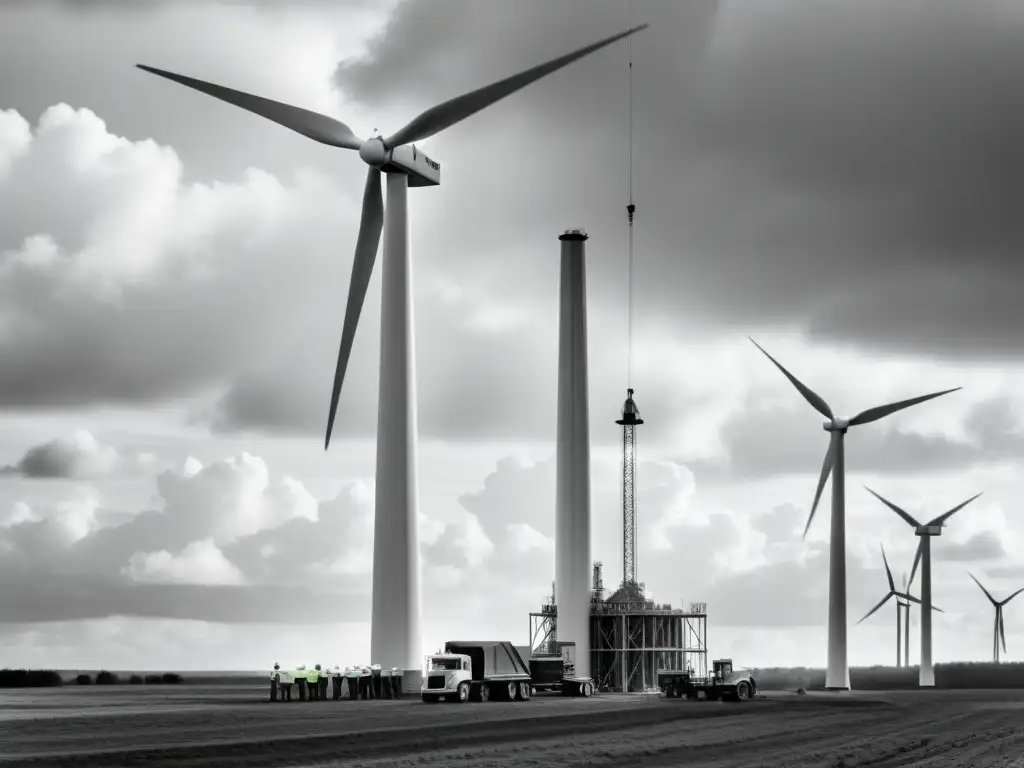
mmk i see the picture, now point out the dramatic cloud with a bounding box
[0,430,148,478]
[695,395,1024,480]
[942,531,1008,563]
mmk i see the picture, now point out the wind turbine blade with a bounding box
[803,437,837,539]
[909,538,924,589]
[136,64,363,150]
[929,493,983,527]
[848,388,961,427]
[324,167,384,450]
[968,571,998,605]
[1000,586,1024,606]
[749,338,834,420]
[383,24,648,148]
[880,544,895,593]
[999,611,1007,655]
[863,486,921,528]
[897,592,922,606]
[857,592,893,624]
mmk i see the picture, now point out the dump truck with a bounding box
[421,641,594,702]
[656,658,757,702]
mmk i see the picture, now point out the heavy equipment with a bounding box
[657,658,756,702]
[421,641,594,702]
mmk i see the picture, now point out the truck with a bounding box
[421,641,594,703]
[525,642,595,697]
[656,658,757,702]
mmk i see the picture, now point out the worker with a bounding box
[329,667,342,704]
[280,666,293,701]
[295,664,307,701]
[319,665,329,701]
[345,665,360,699]
[358,664,372,699]
[371,663,382,699]
[390,666,402,699]
[307,664,321,701]
[269,663,280,702]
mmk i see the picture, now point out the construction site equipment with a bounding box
[527,642,594,697]
[657,658,757,702]
[421,641,593,703]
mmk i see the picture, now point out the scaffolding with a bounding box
[529,575,708,693]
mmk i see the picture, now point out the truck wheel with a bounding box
[479,683,491,702]
[506,681,518,701]
[580,681,592,698]
[455,682,469,703]
[664,685,676,698]
[735,681,751,701]
[518,682,531,701]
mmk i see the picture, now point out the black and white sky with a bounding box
[2,0,1023,670]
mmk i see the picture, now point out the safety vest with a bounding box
[360,666,371,677]
[371,663,381,672]
[270,668,280,682]
[306,668,319,683]
[279,670,293,684]
[295,665,306,681]
[390,666,399,677]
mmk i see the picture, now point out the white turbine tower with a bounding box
[750,338,959,690]
[137,25,648,685]
[967,572,1024,664]
[864,488,981,686]
[857,544,923,667]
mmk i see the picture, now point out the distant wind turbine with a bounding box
[750,338,959,690]
[858,544,922,667]
[968,572,1024,663]
[865,488,981,687]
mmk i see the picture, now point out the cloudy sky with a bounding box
[2,0,1024,672]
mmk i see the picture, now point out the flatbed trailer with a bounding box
[657,658,756,702]
[421,641,593,703]
[528,642,594,697]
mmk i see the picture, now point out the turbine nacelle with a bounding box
[823,418,850,432]
[915,524,943,536]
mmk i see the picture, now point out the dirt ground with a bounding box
[1,685,1023,767]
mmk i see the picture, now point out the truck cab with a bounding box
[421,653,473,702]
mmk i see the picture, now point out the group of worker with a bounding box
[268,663,403,702]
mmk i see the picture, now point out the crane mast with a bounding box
[616,0,642,589]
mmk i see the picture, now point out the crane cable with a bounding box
[626,0,636,390]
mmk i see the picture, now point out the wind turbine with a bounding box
[865,488,981,686]
[136,25,648,679]
[857,544,921,667]
[750,338,959,690]
[967,572,1024,663]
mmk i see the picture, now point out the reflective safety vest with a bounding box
[270,668,280,682]
[306,668,319,684]
[390,666,400,677]
[295,665,306,681]
[279,670,293,684]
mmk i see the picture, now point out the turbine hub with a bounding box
[359,137,388,167]
[823,418,850,431]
